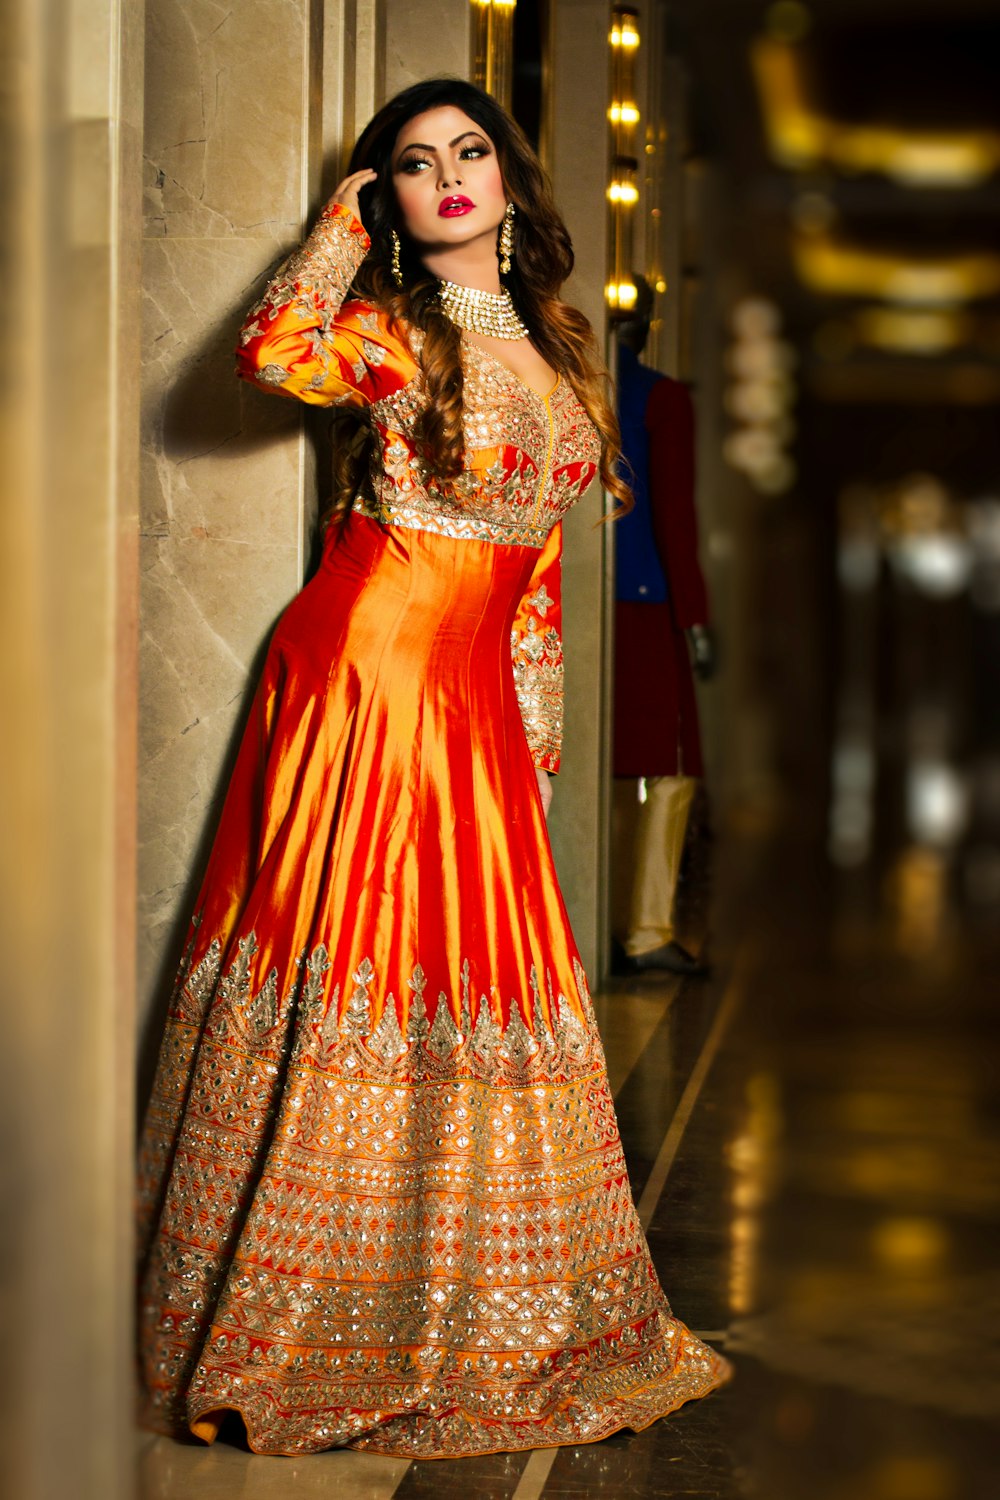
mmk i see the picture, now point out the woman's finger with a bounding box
[330,168,377,227]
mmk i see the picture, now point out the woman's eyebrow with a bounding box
[395,130,487,158]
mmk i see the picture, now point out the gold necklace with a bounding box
[437,279,530,341]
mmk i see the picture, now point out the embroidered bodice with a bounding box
[236,202,603,772]
[359,344,596,548]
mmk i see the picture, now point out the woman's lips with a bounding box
[439,197,475,217]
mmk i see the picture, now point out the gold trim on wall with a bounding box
[471,0,517,110]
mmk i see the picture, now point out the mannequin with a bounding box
[611,276,715,976]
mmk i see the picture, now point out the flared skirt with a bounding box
[136,513,732,1456]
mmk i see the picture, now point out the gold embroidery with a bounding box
[527,582,554,616]
[512,617,564,767]
[241,206,372,402]
[359,352,600,552]
[257,362,292,387]
[138,928,733,1455]
[277,204,369,311]
[352,496,551,550]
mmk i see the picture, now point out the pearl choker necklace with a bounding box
[437,279,529,341]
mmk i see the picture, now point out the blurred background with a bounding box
[1,0,997,1496]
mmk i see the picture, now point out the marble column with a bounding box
[545,0,613,980]
[139,0,321,1073]
[0,0,143,1496]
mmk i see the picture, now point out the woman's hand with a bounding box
[536,768,553,819]
[331,168,378,227]
[686,623,717,681]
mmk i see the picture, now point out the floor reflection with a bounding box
[716,818,1000,1500]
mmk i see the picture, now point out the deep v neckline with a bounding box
[464,335,561,404]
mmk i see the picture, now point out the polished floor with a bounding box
[138,812,1000,1500]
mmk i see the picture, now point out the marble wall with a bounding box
[384,0,471,98]
[139,0,319,1070]
[137,0,472,1061]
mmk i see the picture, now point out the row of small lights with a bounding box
[607,9,640,311]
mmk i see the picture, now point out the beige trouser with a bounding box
[612,775,697,957]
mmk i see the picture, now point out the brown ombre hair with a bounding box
[330,77,631,519]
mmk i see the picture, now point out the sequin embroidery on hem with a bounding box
[138,931,734,1458]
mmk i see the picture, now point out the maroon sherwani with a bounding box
[613,371,710,778]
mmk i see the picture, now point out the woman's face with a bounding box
[391,105,507,250]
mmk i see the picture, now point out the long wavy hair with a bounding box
[330,77,631,519]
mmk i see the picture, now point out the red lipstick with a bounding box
[439,195,475,217]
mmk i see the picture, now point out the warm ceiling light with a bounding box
[728,338,796,379]
[834,127,1000,186]
[794,234,1000,305]
[608,102,640,125]
[855,308,971,354]
[752,37,1000,186]
[731,297,781,339]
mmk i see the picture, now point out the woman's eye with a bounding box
[397,144,489,174]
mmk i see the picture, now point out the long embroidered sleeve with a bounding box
[510,522,564,774]
[236,203,412,408]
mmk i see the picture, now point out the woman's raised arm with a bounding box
[236,170,407,408]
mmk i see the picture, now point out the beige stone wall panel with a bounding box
[144,0,307,238]
[139,270,306,1027]
[139,1,320,1053]
[383,0,469,99]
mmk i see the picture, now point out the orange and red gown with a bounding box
[136,202,733,1457]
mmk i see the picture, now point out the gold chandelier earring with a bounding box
[390,228,403,289]
[498,202,515,277]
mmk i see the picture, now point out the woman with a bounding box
[137,76,733,1459]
